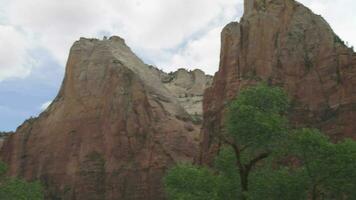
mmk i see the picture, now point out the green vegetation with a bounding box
[287,129,356,199]
[334,34,346,46]
[164,164,218,200]
[0,161,44,200]
[164,84,356,200]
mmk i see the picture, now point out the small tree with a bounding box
[0,161,44,200]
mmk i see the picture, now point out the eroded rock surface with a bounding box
[0,132,12,149]
[1,36,201,200]
[151,67,213,123]
[199,0,356,164]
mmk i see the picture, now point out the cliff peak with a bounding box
[200,0,356,164]
[1,34,207,200]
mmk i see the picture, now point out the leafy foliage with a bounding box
[214,147,240,200]
[287,129,356,199]
[226,84,289,151]
[0,161,44,200]
[224,84,290,199]
[164,164,218,200]
[249,167,308,200]
[0,162,7,178]
[164,149,241,200]
[164,84,356,200]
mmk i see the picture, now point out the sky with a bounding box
[0,0,355,131]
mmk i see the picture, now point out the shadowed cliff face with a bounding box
[199,0,356,164]
[0,132,12,149]
[0,36,203,200]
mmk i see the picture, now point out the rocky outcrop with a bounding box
[1,36,201,200]
[0,132,12,149]
[199,0,356,164]
[150,67,213,123]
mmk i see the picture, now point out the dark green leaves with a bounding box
[0,178,44,200]
[164,148,242,200]
[287,129,356,199]
[0,161,44,200]
[0,162,7,178]
[164,164,218,200]
[214,147,240,200]
[164,84,356,200]
[227,84,289,151]
[230,84,289,114]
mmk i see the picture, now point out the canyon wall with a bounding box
[152,67,213,123]
[1,0,355,199]
[0,36,210,200]
[199,0,356,164]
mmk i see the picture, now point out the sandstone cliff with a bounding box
[0,36,204,200]
[199,0,356,164]
[2,0,355,198]
[0,132,12,149]
[151,67,213,123]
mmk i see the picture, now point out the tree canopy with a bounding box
[164,84,356,200]
[0,161,44,200]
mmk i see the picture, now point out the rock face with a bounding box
[0,132,12,149]
[199,0,356,164]
[151,67,213,123]
[1,36,201,200]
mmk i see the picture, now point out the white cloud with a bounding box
[107,0,241,50]
[0,0,355,81]
[40,101,52,110]
[299,0,356,48]
[157,27,222,75]
[5,0,112,65]
[0,25,33,81]
[2,0,242,75]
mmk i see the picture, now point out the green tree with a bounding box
[0,161,44,200]
[222,84,289,199]
[164,164,218,200]
[164,148,241,200]
[165,84,290,200]
[164,84,356,200]
[286,129,356,199]
[248,167,308,200]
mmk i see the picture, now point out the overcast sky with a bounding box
[0,0,355,131]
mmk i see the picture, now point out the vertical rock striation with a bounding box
[0,132,12,149]
[200,0,356,164]
[1,36,202,200]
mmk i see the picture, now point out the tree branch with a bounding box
[220,134,244,170]
[245,152,270,172]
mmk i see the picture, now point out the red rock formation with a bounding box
[199,0,356,165]
[1,36,200,200]
[152,67,213,122]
